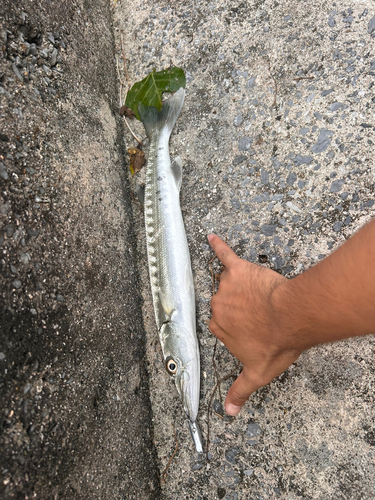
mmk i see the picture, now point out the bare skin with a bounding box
[208,218,375,416]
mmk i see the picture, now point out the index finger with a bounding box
[207,234,239,268]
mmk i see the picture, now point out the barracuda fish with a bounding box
[138,88,203,454]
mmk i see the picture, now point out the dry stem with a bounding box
[115,55,143,146]
[206,340,241,460]
[162,424,179,481]
[120,33,131,88]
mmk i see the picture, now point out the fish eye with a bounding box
[166,357,178,375]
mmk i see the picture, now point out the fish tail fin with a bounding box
[138,87,185,139]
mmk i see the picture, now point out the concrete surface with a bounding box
[0,1,160,499]
[113,0,375,498]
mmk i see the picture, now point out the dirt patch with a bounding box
[0,1,159,498]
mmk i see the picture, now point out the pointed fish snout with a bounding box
[176,368,199,423]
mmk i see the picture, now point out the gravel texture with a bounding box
[113,0,375,499]
[0,1,159,498]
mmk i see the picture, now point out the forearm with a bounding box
[274,219,375,350]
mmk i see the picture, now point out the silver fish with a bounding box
[138,88,203,454]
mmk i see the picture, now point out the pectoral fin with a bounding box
[171,156,182,192]
[155,290,174,329]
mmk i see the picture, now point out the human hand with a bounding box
[208,234,302,416]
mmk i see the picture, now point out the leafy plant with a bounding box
[125,67,186,120]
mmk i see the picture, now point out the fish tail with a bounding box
[138,87,185,139]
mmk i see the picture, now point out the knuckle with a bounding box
[208,320,218,335]
[210,294,221,313]
[249,372,266,389]
[231,388,248,405]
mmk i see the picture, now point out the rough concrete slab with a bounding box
[114,0,375,498]
[0,1,159,498]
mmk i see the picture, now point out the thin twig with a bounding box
[212,340,222,402]
[206,346,241,460]
[116,55,123,106]
[209,255,217,296]
[294,76,315,81]
[124,117,143,146]
[116,55,143,146]
[162,424,178,481]
[266,58,277,108]
[120,33,131,88]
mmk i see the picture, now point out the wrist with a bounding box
[269,277,317,352]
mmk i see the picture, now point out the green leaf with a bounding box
[125,67,186,120]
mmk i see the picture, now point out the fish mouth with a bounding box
[188,420,204,454]
[176,371,203,454]
[175,369,199,423]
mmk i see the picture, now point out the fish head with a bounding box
[161,321,200,423]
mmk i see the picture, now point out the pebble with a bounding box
[233,114,243,127]
[12,280,22,289]
[23,383,32,395]
[238,137,253,151]
[217,488,226,499]
[247,77,256,88]
[232,155,247,165]
[333,221,343,232]
[12,63,23,82]
[244,469,254,476]
[287,172,297,186]
[50,48,58,66]
[0,162,8,180]
[286,201,302,213]
[329,102,344,111]
[191,461,203,471]
[225,447,239,464]
[330,179,344,193]
[230,198,241,209]
[43,64,52,76]
[260,224,276,236]
[213,399,224,416]
[30,43,37,55]
[271,254,284,269]
[247,423,262,438]
[311,129,334,154]
[261,169,269,185]
[0,353,5,361]
[6,224,15,237]
[247,439,259,445]
[294,154,313,165]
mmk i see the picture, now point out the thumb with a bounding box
[208,234,238,268]
[225,369,258,416]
